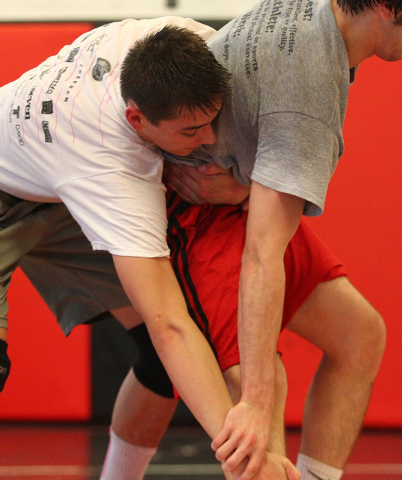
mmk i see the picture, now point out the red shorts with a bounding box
[167,192,346,372]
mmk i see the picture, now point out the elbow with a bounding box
[146,313,187,354]
[241,232,287,270]
[241,240,274,271]
[240,239,286,284]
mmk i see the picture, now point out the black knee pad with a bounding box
[128,323,174,398]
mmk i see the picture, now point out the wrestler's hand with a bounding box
[224,451,300,480]
[212,401,270,480]
[163,162,250,206]
[253,452,300,480]
[0,339,11,392]
[225,452,300,480]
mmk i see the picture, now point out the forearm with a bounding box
[113,255,233,439]
[151,310,234,439]
[238,251,285,420]
[236,182,304,435]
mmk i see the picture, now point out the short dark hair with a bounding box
[336,0,402,17]
[120,25,231,125]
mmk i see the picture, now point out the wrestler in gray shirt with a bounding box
[167,0,353,216]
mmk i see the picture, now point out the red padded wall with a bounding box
[281,56,402,427]
[0,23,93,84]
[0,23,93,421]
[1,24,401,426]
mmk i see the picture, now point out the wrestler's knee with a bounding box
[290,277,386,376]
[321,286,386,380]
[128,323,175,398]
[345,303,386,379]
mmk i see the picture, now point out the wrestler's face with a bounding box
[126,100,222,157]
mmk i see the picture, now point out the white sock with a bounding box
[296,453,343,480]
[101,427,157,480]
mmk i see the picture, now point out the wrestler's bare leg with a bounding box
[100,368,177,480]
[99,307,178,480]
[109,305,178,447]
[286,276,386,470]
[111,368,178,447]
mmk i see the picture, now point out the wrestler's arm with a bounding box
[213,182,304,474]
[113,255,234,440]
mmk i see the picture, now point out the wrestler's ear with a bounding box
[378,3,394,20]
[126,101,146,132]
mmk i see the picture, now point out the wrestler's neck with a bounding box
[332,0,386,68]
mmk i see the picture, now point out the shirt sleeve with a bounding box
[251,112,341,216]
[56,170,170,257]
[178,18,216,41]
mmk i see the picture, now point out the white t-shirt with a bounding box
[0,17,215,256]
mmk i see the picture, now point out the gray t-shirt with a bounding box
[167,0,352,216]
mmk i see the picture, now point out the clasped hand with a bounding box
[163,162,250,207]
[212,402,300,480]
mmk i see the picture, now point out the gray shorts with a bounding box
[0,191,131,335]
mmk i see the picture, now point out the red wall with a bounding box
[0,23,93,421]
[1,24,401,425]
